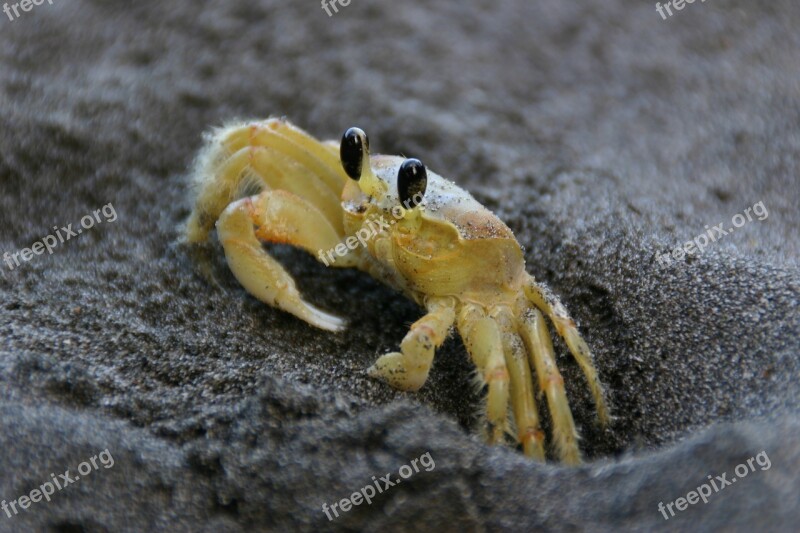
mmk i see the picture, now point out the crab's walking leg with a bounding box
[368,296,456,391]
[186,118,347,243]
[458,304,511,446]
[198,147,343,235]
[519,308,581,464]
[525,278,610,426]
[493,309,547,461]
[216,190,355,332]
[221,119,345,194]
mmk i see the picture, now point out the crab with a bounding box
[185,118,609,463]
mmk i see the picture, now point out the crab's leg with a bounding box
[519,307,581,464]
[216,189,355,332]
[457,304,511,446]
[186,120,346,244]
[239,147,341,229]
[525,278,610,426]
[493,308,547,461]
[368,296,456,392]
[220,119,346,194]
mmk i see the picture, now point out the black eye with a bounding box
[340,127,368,180]
[397,158,427,209]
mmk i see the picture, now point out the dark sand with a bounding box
[0,1,798,531]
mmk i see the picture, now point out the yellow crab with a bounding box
[185,118,609,463]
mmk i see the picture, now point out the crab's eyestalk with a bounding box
[340,126,385,198]
[397,158,427,209]
[340,127,367,180]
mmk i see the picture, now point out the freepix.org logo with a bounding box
[3,0,56,23]
[3,203,118,271]
[321,0,352,17]
[656,201,768,269]
[2,449,115,520]
[321,452,435,521]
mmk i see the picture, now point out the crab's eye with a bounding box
[340,127,368,181]
[397,158,427,209]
